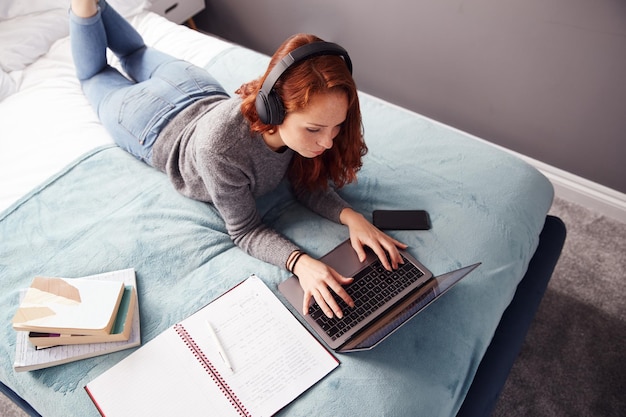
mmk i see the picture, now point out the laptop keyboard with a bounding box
[308,255,425,341]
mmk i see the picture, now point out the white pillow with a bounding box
[108,0,152,19]
[0,1,151,73]
[0,0,67,20]
[0,0,150,21]
[0,70,17,101]
[0,9,69,72]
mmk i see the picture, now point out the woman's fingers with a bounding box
[302,291,313,316]
[352,235,406,271]
[316,286,343,318]
[302,274,354,319]
[327,274,355,309]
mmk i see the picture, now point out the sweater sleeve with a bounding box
[293,185,352,224]
[198,153,299,269]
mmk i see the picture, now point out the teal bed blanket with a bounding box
[0,46,553,417]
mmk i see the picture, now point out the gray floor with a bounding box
[2,197,624,417]
[492,197,626,417]
[0,386,26,416]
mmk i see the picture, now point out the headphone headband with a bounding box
[256,41,353,125]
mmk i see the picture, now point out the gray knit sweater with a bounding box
[152,96,351,269]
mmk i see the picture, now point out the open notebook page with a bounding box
[86,275,338,417]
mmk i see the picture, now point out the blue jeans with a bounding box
[69,1,228,163]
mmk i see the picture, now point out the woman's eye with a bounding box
[306,128,320,133]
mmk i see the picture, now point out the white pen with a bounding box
[206,320,234,372]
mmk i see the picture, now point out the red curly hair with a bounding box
[236,34,367,192]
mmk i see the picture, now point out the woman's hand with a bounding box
[292,208,407,319]
[292,254,355,319]
[340,207,408,271]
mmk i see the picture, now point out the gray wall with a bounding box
[195,0,626,194]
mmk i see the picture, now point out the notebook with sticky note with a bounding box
[12,274,125,336]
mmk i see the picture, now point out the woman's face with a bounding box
[265,90,348,158]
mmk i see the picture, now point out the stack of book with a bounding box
[11,269,141,372]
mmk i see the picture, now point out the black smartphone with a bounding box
[372,210,431,230]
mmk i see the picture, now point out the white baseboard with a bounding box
[514,154,626,224]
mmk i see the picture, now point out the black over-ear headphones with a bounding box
[255,41,353,125]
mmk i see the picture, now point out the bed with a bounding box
[0,1,566,416]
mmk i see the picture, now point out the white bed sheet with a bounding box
[0,11,233,213]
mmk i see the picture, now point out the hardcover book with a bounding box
[12,275,125,336]
[28,284,136,348]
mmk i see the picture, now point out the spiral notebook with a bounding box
[85,275,338,417]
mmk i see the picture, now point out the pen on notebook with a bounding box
[206,320,234,372]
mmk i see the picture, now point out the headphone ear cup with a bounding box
[256,89,285,125]
[255,91,271,125]
[266,90,285,125]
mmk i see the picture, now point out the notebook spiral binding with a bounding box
[174,323,251,417]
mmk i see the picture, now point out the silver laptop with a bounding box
[279,239,480,352]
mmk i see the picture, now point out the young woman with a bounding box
[70,0,407,318]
